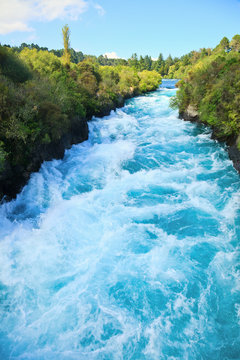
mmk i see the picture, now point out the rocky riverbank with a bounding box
[179,106,240,173]
[0,116,88,201]
[0,92,138,202]
[0,45,163,202]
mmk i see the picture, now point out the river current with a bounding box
[0,80,239,359]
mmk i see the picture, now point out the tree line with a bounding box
[3,41,179,75]
[170,34,240,153]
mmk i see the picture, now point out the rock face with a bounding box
[179,106,240,174]
[94,96,125,118]
[228,143,240,173]
[179,105,199,122]
[0,117,89,201]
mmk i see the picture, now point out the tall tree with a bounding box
[230,34,240,52]
[154,53,164,72]
[139,55,145,71]
[62,24,71,66]
[143,55,152,70]
[165,54,173,66]
[219,37,230,52]
[128,53,139,69]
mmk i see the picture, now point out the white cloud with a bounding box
[37,0,88,21]
[94,3,105,16]
[0,0,33,34]
[104,51,119,59]
[0,22,33,35]
[0,0,105,34]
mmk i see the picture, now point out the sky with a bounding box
[0,0,240,59]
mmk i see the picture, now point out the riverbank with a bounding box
[0,89,158,202]
[0,46,162,202]
[179,107,240,174]
[0,82,239,360]
[168,35,240,175]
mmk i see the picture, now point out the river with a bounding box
[0,80,239,359]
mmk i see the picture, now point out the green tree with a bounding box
[154,53,164,73]
[19,48,62,76]
[166,54,173,66]
[139,56,145,71]
[62,24,71,66]
[219,37,230,52]
[230,35,240,52]
[128,53,139,69]
[138,70,161,92]
[143,55,152,70]
[0,46,32,83]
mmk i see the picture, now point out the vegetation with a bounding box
[170,35,240,148]
[3,43,183,77]
[62,24,71,66]
[0,26,162,197]
[3,25,239,198]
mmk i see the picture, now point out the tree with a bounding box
[219,37,230,52]
[143,55,152,70]
[154,53,164,72]
[165,54,173,66]
[230,34,240,52]
[0,46,32,83]
[128,53,139,69]
[139,55,145,71]
[62,24,71,66]
[158,53,164,63]
[138,70,161,92]
[181,54,191,66]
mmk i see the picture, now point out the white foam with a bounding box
[0,85,239,359]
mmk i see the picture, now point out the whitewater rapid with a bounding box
[0,80,239,359]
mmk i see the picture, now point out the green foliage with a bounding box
[230,35,240,52]
[5,41,183,77]
[171,36,240,142]
[219,37,230,52]
[169,96,179,110]
[138,70,162,93]
[0,41,161,177]
[38,101,70,141]
[236,135,240,150]
[0,141,7,171]
[118,67,140,96]
[128,53,139,69]
[77,61,100,95]
[98,66,119,100]
[62,24,71,66]
[0,46,32,83]
[19,48,62,76]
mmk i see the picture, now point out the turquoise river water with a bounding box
[0,80,239,359]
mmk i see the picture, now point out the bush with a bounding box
[0,46,32,83]
[0,45,162,179]
[171,48,240,139]
[138,70,162,93]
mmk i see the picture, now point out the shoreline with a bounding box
[2,86,239,204]
[179,109,240,174]
[0,90,155,203]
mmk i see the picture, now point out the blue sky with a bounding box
[0,0,239,59]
